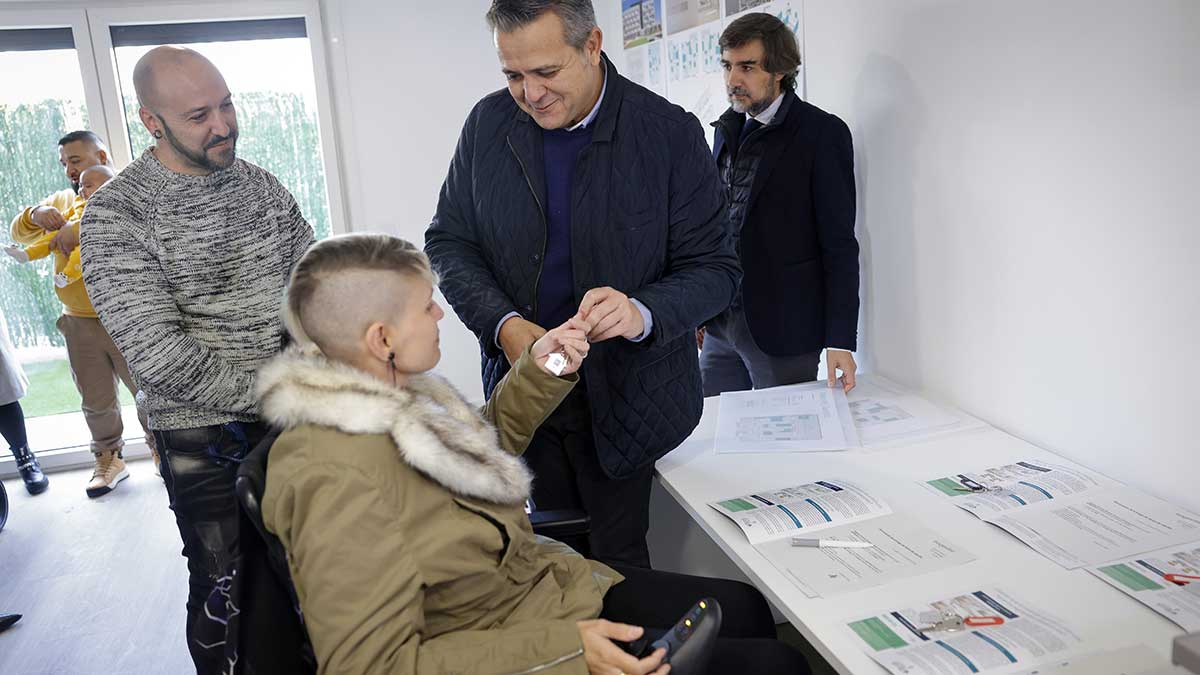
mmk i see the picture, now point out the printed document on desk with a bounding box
[986,486,1200,568]
[846,587,1082,675]
[714,382,858,454]
[1089,542,1200,631]
[1011,645,1180,675]
[926,461,1200,568]
[755,513,977,598]
[924,461,1114,516]
[709,479,889,545]
[848,376,985,446]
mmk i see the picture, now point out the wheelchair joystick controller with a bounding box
[646,597,723,674]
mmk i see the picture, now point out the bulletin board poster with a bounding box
[622,0,664,48]
[624,39,667,96]
[724,0,771,15]
[666,21,727,144]
[666,0,721,35]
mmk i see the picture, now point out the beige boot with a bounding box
[86,449,129,498]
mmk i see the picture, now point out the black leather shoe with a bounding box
[11,445,48,495]
[0,614,21,633]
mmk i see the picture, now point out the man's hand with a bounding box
[50,226,79,256]
[696,327,705,352]
[531,317,591,376]
[498,316,546,366]
[577,619,669,675]
[577,287,645,342]
[826,349,857,393]
[30,205,67,232]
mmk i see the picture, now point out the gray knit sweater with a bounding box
[80,149,314,430]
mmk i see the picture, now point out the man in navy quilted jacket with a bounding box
[426,0,740,567]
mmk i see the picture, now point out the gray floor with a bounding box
[0,459,194,674]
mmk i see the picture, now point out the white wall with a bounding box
[319,0,509,401]
[799,0,1200,510]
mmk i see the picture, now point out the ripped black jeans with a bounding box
[154,421,269,675]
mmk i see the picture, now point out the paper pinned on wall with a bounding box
[715,381,859,453]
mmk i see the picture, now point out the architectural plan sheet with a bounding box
[846,587,1082,675]
[926,461,1200,568]
[715,382,859,454]
[1089,542,1200,631]
[710,479,889,545]
[848,376,985,446]
[755,513,977,598]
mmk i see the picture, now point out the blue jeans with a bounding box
[154,421,269,675]
[700,304,821,396]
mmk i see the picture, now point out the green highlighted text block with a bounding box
[849,618,907,651]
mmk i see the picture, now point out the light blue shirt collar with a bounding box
[746,92,785,126]
[567,64,607,131]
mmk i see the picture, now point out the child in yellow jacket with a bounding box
[4,165,114,288]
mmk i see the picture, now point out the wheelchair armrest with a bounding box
[528,509,590,541]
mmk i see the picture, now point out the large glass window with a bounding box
[0,27,119,421]
[111,18,333,239]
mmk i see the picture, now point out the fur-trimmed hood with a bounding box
[256,346,531,505]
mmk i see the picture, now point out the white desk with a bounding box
[652,386,1183,674]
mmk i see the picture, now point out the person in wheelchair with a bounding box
[258,233,809,674]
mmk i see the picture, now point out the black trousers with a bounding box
[0,400,28,452]
[154,421,270,675]
[604,564,812,674]
[524,387,655,568]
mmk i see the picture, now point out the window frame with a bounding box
[0,7,111,142]
[87,0,349,236]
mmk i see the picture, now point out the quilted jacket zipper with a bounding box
[507,135,549,322]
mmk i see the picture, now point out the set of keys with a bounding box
[545,351,569,376]
[913,610,1005,636]
[951,476,1005,493]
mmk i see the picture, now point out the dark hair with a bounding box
[57,130,107,149]
[486,0,597,50]
[719,12,802,92]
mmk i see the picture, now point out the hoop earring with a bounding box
[387,352,397,387]
[153,130,163,139]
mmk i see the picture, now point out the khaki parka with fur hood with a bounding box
[259,345,622,674]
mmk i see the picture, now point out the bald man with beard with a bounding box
[80,46,314,673]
